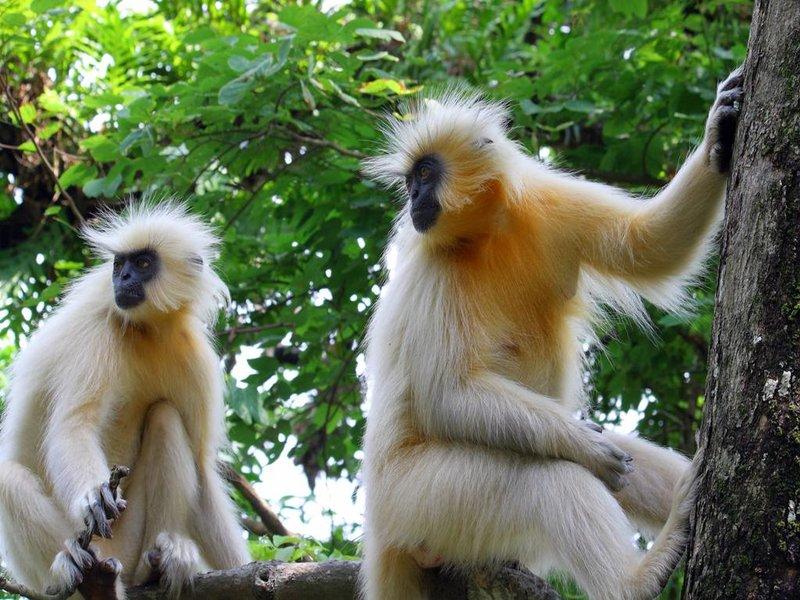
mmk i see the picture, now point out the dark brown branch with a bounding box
[125,560,561,600]
[0,72,85,226]
[240,516,270,537]
[218,462,291,537]
[217,322,294,338]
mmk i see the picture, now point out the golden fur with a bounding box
[0,202,249,598]
[360,74,740,600]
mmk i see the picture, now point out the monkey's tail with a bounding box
[359,543,426,600]
[626,452,700,600]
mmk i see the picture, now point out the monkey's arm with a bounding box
[416,370,632,491]
[563,69,742,285]
[44,393,121,537]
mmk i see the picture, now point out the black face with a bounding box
[112,249,159,309]
[405,154,444,232]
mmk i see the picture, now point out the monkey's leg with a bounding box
[127,402,205,597]
[0,460,81,596]
[190,463,251,570]
[365,443,690,600]
[603,431,691,535]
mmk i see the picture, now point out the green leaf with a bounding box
[228,55,252,73]
[59,163,97,188]
[119,128,148,155]
[82,174,122,198]
[0,192,16,219]
[2,13,27,26]
[38,90,69,114]
[564,100,598,114]
[39,121,61,140]
[359,79,408,96]
[31,0,64,13]
[44,206,61,216]
[355,28,405,43]
[218,79,253,106]
[39,282,62,302]
[279,5,341,43]
[17,140,36,152]
[83,178,107,198]
[355,51,399,62]
[19,103,36,124]
[54,259,83,270]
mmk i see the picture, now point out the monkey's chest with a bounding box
[100,353,197,467]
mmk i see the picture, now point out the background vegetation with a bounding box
[0,0,750,597]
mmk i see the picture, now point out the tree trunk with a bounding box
[682,1,800,598]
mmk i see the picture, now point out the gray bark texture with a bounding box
[682,1,800,598]
[124,561,560,600]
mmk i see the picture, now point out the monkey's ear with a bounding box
[188,254,204,269]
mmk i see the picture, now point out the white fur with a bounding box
[0,201,249,597]
[360,74,738,600]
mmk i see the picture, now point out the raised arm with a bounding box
[555,68,742,286]
[414,369,633,491]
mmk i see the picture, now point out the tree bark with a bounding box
[682,1,800,598]
[124,561,560,600]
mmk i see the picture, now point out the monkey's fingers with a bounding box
[85,492,113,539]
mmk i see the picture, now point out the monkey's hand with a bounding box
[575,424,634,492]
[703,66,744,174]
[73,481,127,539]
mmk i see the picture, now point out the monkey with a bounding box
[359,67,743,600]
[0,201,251,598]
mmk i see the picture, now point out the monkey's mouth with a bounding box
[115,285,145,309]
[410,200,441,233]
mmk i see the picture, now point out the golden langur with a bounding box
[0,203,250,598]
[360,67,743,600]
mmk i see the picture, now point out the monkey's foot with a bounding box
[48,539,95,595]
[139,532,201,597]
[410,545,445,569]
[78,556,125,600]
[48,540,125,600]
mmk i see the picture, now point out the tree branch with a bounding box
[277,128,367,160]
[218,462,292,537]
[126,561,561,600]
[217,322,294,338]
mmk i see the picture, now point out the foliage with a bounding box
[0,0,750,596]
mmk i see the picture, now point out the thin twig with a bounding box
[278,128,367,159]
[0,73,85,226]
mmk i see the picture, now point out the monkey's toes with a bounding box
[78,556,125,600]
[143,549,164,586]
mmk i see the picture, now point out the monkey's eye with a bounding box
[113,257,123,274]
[134,256,152,270]
[419,165,431,181]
